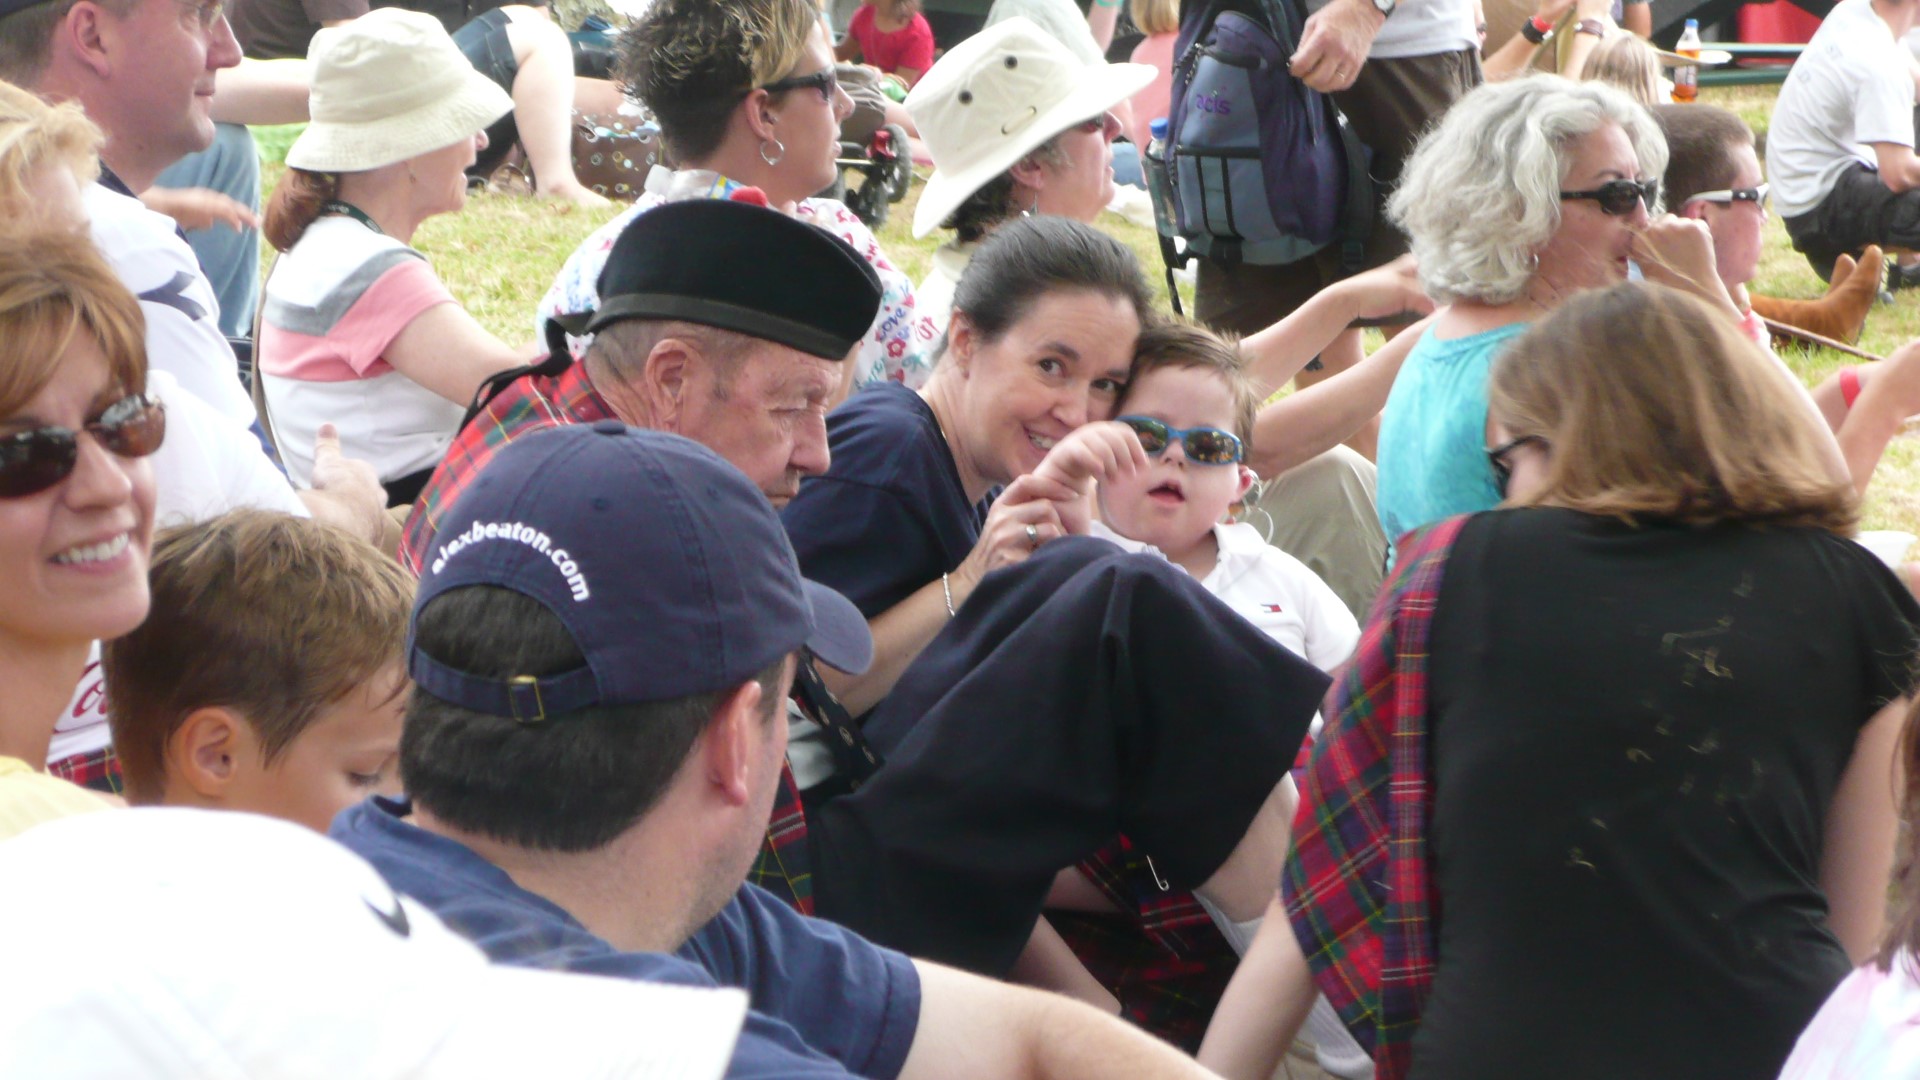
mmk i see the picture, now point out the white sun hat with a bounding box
[0,808,750,1079]
[906,16,1156,238]
[286,7,515,173]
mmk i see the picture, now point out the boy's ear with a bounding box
[167,707,254,800]
[1233,464,1258,504]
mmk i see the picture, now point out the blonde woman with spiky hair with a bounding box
[539,0,936,393]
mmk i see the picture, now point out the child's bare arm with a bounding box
[1197,894,1320,1080]
[1240,255,1432,393]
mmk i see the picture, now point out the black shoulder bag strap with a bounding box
[790,656,882,789]
[459,317,579,433]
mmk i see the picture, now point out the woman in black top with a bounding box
[1202,283,1919,1080]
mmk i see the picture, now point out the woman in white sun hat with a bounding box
[905,16,1155,339]
[258,8,542,507]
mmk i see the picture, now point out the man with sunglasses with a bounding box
[1664,103,1920,500]
[1769,0,1920,283]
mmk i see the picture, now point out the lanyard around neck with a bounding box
[321,199,384,236]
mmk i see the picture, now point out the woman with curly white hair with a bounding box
[1371,74,1737,550]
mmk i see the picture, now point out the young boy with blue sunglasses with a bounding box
[1033,321,1369,1072]
[1036,321,1359,679]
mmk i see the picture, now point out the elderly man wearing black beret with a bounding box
[398,194,883,573]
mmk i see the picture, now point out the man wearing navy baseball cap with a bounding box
[333,423,1218,1080]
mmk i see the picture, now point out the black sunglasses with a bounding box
[1559,177,1659,217]
[1117,415,1245,465]
[760,68,839,102]
[0,393,166,498]
[1486,433,1548,498]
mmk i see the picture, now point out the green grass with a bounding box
[256,81,1920,532]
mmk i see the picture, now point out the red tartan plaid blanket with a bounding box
[1281,516,1467,1080]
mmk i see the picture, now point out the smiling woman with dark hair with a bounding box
[782,216,1153,721]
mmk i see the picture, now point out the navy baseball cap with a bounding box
[408,422,872,722]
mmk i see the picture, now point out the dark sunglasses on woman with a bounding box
[0,393,166,498]
[760,67,839,103]
[1559,177,1659,217]
[1117,415,1245,465]
[1486,433,1547,498]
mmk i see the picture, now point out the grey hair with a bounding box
[1387,75,1669,305]
[941,134,1072,243]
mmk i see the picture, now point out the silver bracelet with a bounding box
[941,572,956,617]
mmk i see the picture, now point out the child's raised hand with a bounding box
[1031,421,1150,495]
[1334,254,1433,323]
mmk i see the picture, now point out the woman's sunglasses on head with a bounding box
[0,393,166,498]
[1559,177,1659,217]
[1117,415,1245,465]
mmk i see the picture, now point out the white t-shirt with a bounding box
[148,370,308,528]
[1768,0,1916,218]
[1090,519,1360,672]
[259,217,462,487]
[58,185,313,769]
[85,183,255,430]
[914,239,976,346]
[1303,0,1476,62]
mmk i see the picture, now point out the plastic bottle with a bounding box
[1671,19,1701,104]
[1146,117,1169,166]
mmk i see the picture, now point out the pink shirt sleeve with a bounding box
[336,258,455,377]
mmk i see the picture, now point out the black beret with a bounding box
[580,198,884,361]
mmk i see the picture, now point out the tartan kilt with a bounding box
[1054,835,1239,1053]
[47,745,124,795]
[749,760,815,915]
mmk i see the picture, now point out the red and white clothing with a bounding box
[259,217,462,487]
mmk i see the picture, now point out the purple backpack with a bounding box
[1143,0,1372,296]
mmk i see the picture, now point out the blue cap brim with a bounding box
[802,579,873,676]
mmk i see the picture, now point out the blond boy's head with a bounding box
[103,510,414,832]
[1117,321,1259,446]
[1102,321,1262,555]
